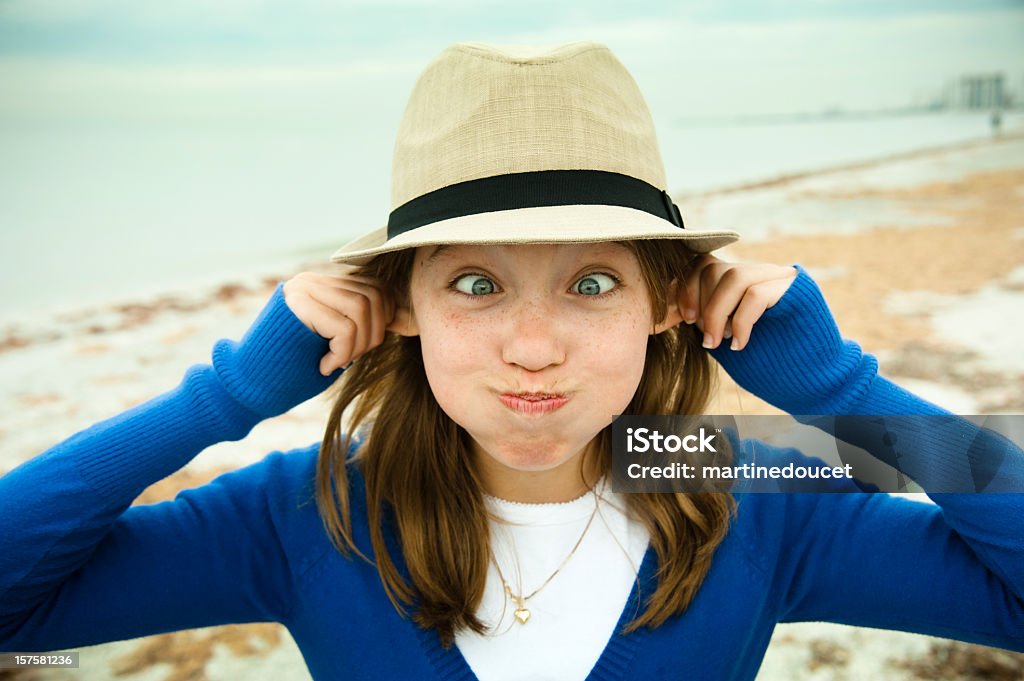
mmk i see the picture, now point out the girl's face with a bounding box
[399,242,674,501]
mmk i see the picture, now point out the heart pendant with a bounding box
[514,608,531,624]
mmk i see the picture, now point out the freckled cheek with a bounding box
[585,311,651,388]
[418,312,493,402]
[586,309,649,353]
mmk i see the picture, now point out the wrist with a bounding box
[211,283,340,418]
[709,265,875,414]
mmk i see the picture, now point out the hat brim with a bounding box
[330,204,740,265]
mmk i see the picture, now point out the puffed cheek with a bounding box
[599,341,648,388]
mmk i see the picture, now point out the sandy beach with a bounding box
[2,134,1023,680]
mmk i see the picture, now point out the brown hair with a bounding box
[315,241,736,646]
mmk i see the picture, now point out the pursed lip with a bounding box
[498,391,570,415]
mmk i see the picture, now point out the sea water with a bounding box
[0,109,1020,322]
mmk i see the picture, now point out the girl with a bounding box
[1,41,1021,681]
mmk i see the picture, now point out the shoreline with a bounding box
[704,136,1024,417]
[4,135,1022,418]
[2,131,1020,343]
[680,130,1024,199]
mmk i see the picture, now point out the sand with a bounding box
[704,136,1024,418]
[2,135,1022,680]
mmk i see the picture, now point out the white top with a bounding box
[455,480,651,681]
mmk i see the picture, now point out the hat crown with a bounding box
[391,41,668,209]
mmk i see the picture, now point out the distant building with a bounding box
[959,73,1007,109]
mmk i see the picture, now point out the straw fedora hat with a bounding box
[330,41,740,265]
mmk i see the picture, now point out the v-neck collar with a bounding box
[415,546,656,681]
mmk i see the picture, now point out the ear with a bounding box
[387,304,419,337]
[651,280,685,335]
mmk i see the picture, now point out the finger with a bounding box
[283,273,384,375]
[327,317,360,360]
[701,264,796,348]
[290,295,362,374]
[322,278,393,349]
[339,278,387,348]
[294,269,389,315]
[319,322,359,376]
[716,267,798,350]
[764,266,799,309]
[698,261,744,348]
[286,291,358,345]
[308,286,375,359]
[320,351,346,377]
[728,283,775,351]
[681,254,719,324]
[296,268,371,288]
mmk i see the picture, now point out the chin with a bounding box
[480,437,585,473]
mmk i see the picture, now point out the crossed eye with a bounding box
[573,273,616,296]
[454,273,617,296]
[454,275,497,295]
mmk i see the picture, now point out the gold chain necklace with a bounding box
[490,496,600,625]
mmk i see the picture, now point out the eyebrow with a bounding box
[424,244,453,265]
[602,241,632,255]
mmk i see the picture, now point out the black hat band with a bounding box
[387,169,685,240]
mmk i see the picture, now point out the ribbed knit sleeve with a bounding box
[0,284,339,649]
[712,266,1023,491]
[708,265,876,415]
[711,266,1024,650]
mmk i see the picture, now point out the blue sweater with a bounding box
[1,269,1022,681]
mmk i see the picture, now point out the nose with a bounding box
[500,295,567,372]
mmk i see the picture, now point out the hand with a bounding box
[677,255,797,351]
[283,270,397,376]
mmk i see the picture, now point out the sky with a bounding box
[1,0,1022,314]
[2,0,1023,124]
